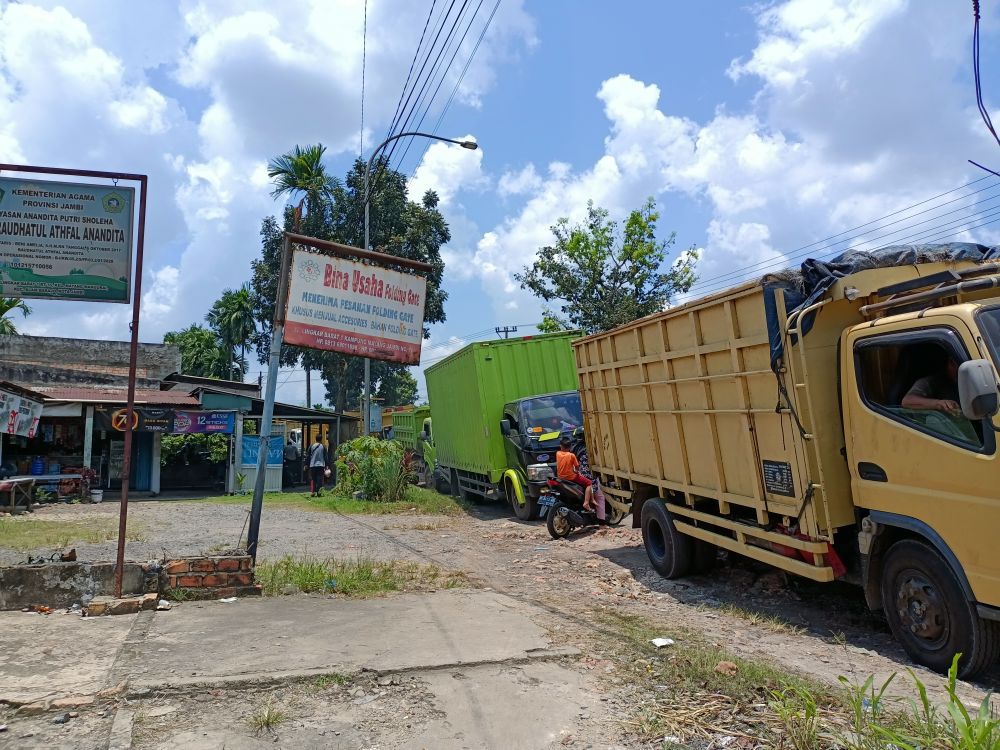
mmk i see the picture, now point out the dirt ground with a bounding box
[2,495,999,748]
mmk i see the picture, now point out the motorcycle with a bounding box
[540,437,627,539]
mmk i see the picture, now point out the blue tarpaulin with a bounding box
[761,243,1000,367]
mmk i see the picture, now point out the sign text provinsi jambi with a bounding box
[0,176,135,302]
[283,248,427,365]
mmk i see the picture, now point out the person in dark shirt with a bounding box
[902,356,961,414]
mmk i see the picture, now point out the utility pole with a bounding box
[362,131,479,435]
[495,326,518,339]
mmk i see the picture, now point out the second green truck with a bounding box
[424,331,582,519]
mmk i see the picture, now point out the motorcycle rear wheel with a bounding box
[546,503,573,539]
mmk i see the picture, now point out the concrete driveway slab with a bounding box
[124,589,561,690]
[0,609,135,704]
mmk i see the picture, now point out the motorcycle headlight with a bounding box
[526,463,554,481]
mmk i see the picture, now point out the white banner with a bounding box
[284,248,427,365]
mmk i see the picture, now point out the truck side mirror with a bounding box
[958,359,999,420]
[500,419,511,436]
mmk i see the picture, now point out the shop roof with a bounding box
[192,385,359,422]
[0,381,47,401]
[27,386,201,406]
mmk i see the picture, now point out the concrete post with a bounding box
[83,405,94,469]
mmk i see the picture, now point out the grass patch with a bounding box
[713,602,804,635]
[255,554,468,598]
[0,517,144,552]
[312,673,352,689]
[247,701,287,736]
[597,610,999,748]
[178,486,465,516]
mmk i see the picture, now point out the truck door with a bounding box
[844,319,1000,606]
[502,404,523,470]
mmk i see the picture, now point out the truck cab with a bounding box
[499,390,584,519]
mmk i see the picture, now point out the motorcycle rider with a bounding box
[556,438,594,512]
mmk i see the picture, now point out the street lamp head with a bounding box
[459,140,479,150]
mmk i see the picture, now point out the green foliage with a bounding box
[163,324,230,378]
[516,198,699,334]
[0,297,31,335]
[252,149,451,412]
[334,436,413,502]
[377,367,418,406]
[160,433,229,467]
[255,554,464,598]
[206,284,255,380]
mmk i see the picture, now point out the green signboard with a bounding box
[0,176,134,302]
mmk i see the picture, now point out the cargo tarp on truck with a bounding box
[763,243,999,365]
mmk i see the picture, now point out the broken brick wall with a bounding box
[162,555,259,599]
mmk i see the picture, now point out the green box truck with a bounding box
[425,331,582,519]
[390,406,437,488]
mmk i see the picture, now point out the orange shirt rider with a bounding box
[555,439,594,510]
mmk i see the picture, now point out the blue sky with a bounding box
[1,1,999,405]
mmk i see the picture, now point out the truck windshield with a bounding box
[977,307,1000,365]
[521,393,583,442]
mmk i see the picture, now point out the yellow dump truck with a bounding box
[574,244,1000,677]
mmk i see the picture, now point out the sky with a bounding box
[1,0,999,406]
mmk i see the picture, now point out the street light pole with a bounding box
[361,131,478,433]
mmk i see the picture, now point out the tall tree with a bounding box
[266,143,338,402]
[0,298,31,335]
[206,284,255,379]
[251,153,451,413]
[516,198,698,335]
[376,367,419,406]
[163,324,230,378]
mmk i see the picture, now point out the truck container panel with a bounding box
[392,406,430,453]
[426,332,579,482]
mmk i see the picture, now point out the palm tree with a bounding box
[267,143,338,403]
[206,285,256,380]
[0,298,31,335]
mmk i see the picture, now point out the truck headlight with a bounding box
[526,463,554,481]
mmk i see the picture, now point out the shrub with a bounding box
[334,436,414,502]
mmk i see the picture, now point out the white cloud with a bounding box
[453,0,1000,322]
[407,137,486,207]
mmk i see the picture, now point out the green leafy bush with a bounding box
[160,433,229,467]
[334,436,413,503]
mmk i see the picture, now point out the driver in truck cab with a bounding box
[901,355,961,414]
[556,438,595,512]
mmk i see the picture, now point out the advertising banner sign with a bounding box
[283,248,427,365]
[172,411,236,434]
[241,435,283,467]
[0,389,41,438]
[0,176,135,302]
[95,406,173,433]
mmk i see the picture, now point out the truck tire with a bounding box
[880,539,1000,678]
[641,499,692,579]
[506,477,537,521]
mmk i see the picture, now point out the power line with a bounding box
[973,0,1000,147]
[681,175,999,296]
[394,0,487,172]
[412,0,502,175]
[360,0,368,157]
[384,0,442,145]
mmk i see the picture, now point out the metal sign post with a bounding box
[0,164,146,598]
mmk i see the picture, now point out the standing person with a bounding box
[308,434,327,497]
[282,438,301,489]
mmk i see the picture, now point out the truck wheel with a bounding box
[880,539,1000,678]
[640,499,692,579]
[506,478,537,521]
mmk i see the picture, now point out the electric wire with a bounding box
[394,0,487,172]
[973,0,1000,147]
[360,0,368,157]
[682,175,998,295]
[412,0,503,175]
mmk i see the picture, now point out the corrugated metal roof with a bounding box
[27,386,200,406]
